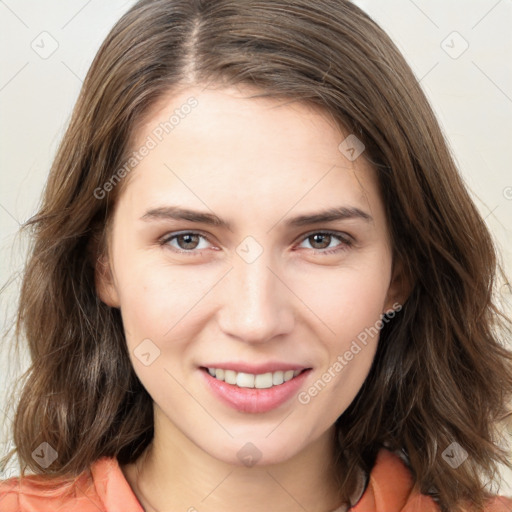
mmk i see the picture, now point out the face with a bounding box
[97,85,403,466]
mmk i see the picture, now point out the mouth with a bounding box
[199,366,311,389]
[199,366,313,413]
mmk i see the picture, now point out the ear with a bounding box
[95,253,121,308]
[383,257,412,314]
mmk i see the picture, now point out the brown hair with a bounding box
[3,1,512,510]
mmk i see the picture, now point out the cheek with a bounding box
[115,260,216,348]
[293,259,391,341]
[321,341,378,421]
[292,257,389,407]
[298,271,384,421]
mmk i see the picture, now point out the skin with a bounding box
[96,85,406,512]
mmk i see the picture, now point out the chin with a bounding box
[206,436,305,468]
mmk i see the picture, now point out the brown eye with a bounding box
[160,232,211,254]
[298,231,353,255]
[308,233,332,249]
[175,233,200,250]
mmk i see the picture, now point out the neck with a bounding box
[122,407,348,512]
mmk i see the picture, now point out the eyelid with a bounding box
[159,230,216,250]
[294,230,354,254]
[297,229,354,244]
[159,229,354,255]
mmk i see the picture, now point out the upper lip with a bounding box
[200,362,311,374]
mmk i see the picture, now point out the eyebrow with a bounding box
[140,205,373,229]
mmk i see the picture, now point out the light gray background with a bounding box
[1,0,511,494]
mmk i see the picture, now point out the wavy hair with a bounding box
[2,1,512,510]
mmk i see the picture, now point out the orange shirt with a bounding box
[1,448,511,511]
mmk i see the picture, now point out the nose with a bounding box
[217,252,295,344]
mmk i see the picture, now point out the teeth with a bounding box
[224,369,237,385]
[272,371,284,386]
[207,368,302,388]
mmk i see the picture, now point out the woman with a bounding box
[1,0,511,510]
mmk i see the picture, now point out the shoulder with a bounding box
[0,466,102,512]
[0,457,143,512]
[353,447,512,512]
[485,496,512,511]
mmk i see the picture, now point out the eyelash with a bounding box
[159,230,354,256]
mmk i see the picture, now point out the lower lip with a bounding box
[199,368,312,414]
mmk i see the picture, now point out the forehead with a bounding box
[131,85,342,156]
[115,85,384,228]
